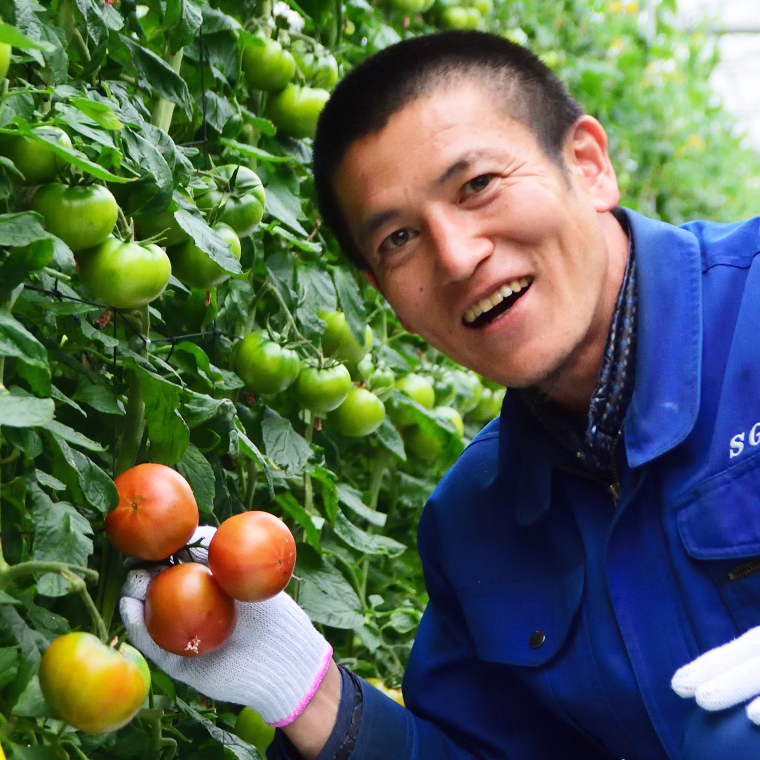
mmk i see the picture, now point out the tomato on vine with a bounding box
[77,238,171,309]
[241,35,296,92]
[266,85,330,140]
[391,372,436,425]
[320,310,373,365]
[330,387,386,437]
[235,330,302,396]
[293,42,339,90]
[0,126,72,186]
[105,463,199,561]
[235,707,276,752]
[294,363,352,414]
[39,632,150,734]
[195,165,266,238]
[31,183,118,252]
[170,222,241,290]
[208,511,296,602]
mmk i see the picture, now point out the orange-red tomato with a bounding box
[208,511,296,602]
[39,632,150,734]
[105,463,199,560]
[145,563,236,656]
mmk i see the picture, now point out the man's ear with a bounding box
[565,115,620,212]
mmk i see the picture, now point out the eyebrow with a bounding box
[357,147,505,249]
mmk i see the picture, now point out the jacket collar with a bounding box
[501,207,703,526]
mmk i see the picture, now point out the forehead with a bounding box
[333,80,543,213]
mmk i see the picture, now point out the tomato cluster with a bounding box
[104,464,296,657]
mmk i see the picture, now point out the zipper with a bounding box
[727,557,760,581]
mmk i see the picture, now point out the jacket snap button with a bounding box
[529,630,546,649]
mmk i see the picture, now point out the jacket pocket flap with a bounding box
[457,565,583,667]
[677,454,760,560]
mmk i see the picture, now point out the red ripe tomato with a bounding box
[145,563,236,656]
[105,463,199,561]
[39,632,150,734]
[208,511,296,602]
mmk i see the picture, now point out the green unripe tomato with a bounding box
[295,364,352,414]
[241,36,296,92]
[293,44,339,90]
[170,223,241,290]
[39,632,150,734]
[135,190,194,247]
[0,127,72,185]
[472,0,493,15]
[0,42,10,79]
[405,406,464,462]
[451,369,484,414]
[467,387,506,424]
[235,707,275,752]
[433,371,457,407]
[32,183,118,252]
[439,5,481,28]
[319,310,372,365]
[266,84,330,140]
[235,331,302,396]
[195,165,266,238]
[389,0,435,13]
[392,373,436,426]
[330,387,386,437]
[77,237,171,309]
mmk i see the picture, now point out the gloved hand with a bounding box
[672,627,760,725]
[119,526,333,727]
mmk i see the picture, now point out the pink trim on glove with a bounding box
[270,646,334,728]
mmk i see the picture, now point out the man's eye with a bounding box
[462,174,494,198]
[380,228,417,252]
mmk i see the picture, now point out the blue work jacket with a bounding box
[346,208,760,759]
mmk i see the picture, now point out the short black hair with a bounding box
[312,30,585,270]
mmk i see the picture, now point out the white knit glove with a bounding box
[672,627,760,724]
[119,526,333,727]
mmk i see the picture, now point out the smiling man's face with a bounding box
[334,79,628,411]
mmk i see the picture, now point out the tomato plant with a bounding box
[294,363,353,413]
[293,42,340,90]
[235,330,302,395]
[105,463,199,561]
[145,563,237,656]
[170,223,242,290]
[77,238,172,309]
[266,84,330,140]
[0,126,72,185]
[404,405,464,461]
[241,35,297,92]
[208,511,297,602]
[39,632,150,734]
[0,42,10,80]
[31,182,118,252]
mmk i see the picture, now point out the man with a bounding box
[121,30,760,759]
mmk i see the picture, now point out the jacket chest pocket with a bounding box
[677,451,760,631]
[456,565,584,667]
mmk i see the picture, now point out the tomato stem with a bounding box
[62,569,109,643]
[0,561,98,589]
[151,47,184,134]
[303,413,316,516]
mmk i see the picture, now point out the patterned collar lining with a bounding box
[511,210,637,478]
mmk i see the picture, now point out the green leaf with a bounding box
[260,407,313,475]
[262,170,307,236]
[376,417,406,461]
[139,369,190,465]
[41,419,104,452]
[0,388,54,428]
[0,21,53,51]
[0,309,51,395]
[0,211,48,247]
[219,138,294,164]
[336,483,386,527]
[332,510,406,557]
[71,384,124,415]
[175,209,243,274]
[294,544,364,629]
[29,486,93,598]
[334,268,368,348]
[236,424,274,499]
[0,647,19,690]
[176,699,263,760]
[275,492,323,551]
[121,36,193,119]
[70,97,123,131]
[165,0,203,51]
[177,444,216,513]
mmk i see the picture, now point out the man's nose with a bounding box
[427,209,493,281]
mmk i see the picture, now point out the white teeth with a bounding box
[464,277,531,324]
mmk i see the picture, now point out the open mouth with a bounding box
[463,277,532,328]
